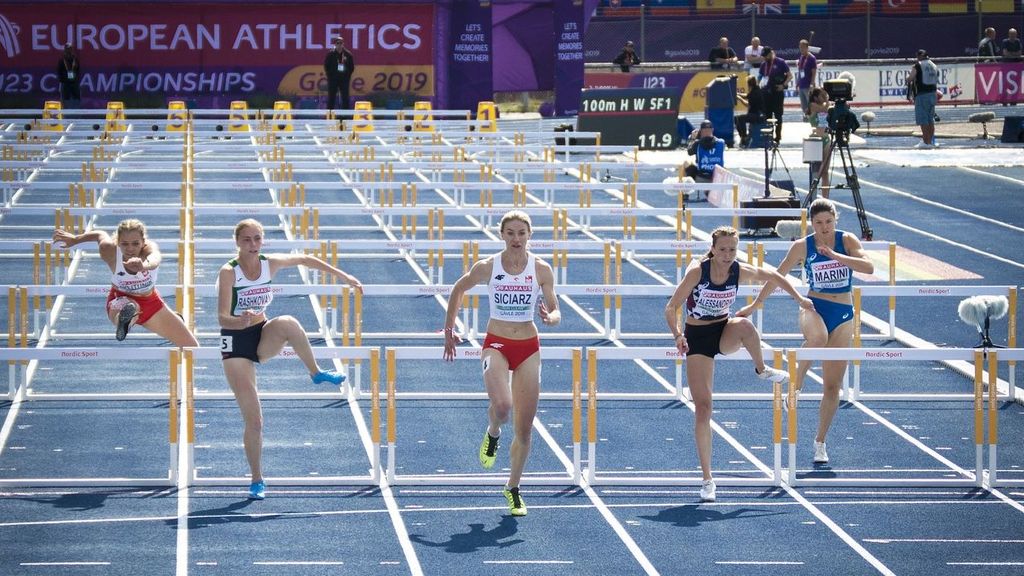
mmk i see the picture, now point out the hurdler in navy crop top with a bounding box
[686,259,740,321]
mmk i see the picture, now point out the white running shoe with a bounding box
[699,479,717,503]
[914,141,933,149]
[814,441,829,464]
[758,366,789,385]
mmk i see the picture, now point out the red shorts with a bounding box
[106,287,166,325]
[482,333,540,371]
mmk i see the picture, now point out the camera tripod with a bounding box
[802,128,873,240]
[762,124,793,198]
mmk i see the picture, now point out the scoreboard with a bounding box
[577,88,680,150]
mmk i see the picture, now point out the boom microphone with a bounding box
[774,220,804,240]
[957,296,988,331]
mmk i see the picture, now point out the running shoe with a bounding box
[479,431,500,469]
[503,486,527,516]
[813,441,829,464]
[248,481,266,500]
[311,369,346,386]
[757,366,789,385]
[115,301,138,341]
[699,479,717,503]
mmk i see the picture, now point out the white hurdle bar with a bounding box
[382,346,582,486]
[784,347,1022,487]
[0,346,179,487]
[183,346,382,486]
[582,346,785,487]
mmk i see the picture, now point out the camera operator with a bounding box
[758,46,791,143]
[734,75,765,148]
[682,120,726,199]
[907,49,939,148]
[807,87,832,195]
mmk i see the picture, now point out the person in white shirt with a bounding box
[744,36,765,79]
[443,210,561,517]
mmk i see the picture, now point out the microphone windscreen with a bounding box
[957,296,988,330]
[775,220,803,240]
[983,295,1009,320]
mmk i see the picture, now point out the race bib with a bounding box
[220,335,233,352]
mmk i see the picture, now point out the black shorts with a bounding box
[684,320,728,358]
[220,321,267,362]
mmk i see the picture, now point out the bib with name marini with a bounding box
[804,231,852,293]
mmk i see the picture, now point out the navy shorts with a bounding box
[220,321,266,362]
[684,320,728,358]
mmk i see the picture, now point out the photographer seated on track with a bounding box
[217,218,363,500]
[681,120,726,201]
[52,219,198,347]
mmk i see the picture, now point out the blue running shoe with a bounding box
[312,370,346,386]
[248,481,266,500]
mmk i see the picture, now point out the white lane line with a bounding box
[483,560,574,564]
[251,557,344,561]
[866,538,1024,544]
[958,165,1024,188]
[716,557,802,561]
[857,175,1024,234]
[20,562,111,566]
[947,562,1024,566]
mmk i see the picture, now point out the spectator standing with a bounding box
[979,27,1000,62]
[744,37,765,79]
[1002,29,1022,62]
[324,36,355,110]
[613,41,641,72]
[907,49,939,148]
[709,37,738,70]
[57,43,81,105]
[759,46,791,143]
[796,39,818,119]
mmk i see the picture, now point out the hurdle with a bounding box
[983,348,1024,487]
[382,346,582,486]
[581,346,785,487]
[783,347,1022,487]
[0,347,180,487]
[183,346,382,486]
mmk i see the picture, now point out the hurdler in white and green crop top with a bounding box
[228,256,273,316]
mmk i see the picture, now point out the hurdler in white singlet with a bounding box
[111,246,157,295]
[227,256,274,316]
[488,253,541,323]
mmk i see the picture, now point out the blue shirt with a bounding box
[804,231,852,294]
[696,139,725,177]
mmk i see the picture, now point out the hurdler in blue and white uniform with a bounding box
[217,218,363,500]
[748,198,875,465]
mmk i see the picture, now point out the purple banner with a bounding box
[554,0,585,116]
[976,62,1024,104]
[493,3,554,91]
[448,0,492,112]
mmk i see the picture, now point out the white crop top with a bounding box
[227,256,273,316]
[111,246,157,294]
[488,253,541,323]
